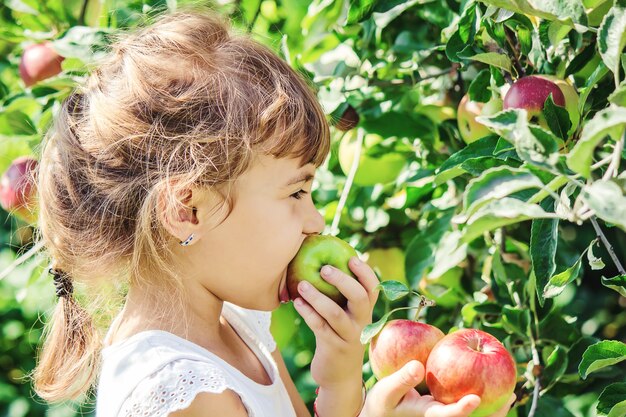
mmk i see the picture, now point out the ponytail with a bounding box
[32,266,101,402]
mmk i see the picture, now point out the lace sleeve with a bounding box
[118,359,231,417]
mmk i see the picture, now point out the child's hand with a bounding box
[360,361,516,417]
[293,256,379,387]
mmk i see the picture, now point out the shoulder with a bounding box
[169,389,249,417]
[118,358,236,417]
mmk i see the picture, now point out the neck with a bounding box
[112,277,227,348]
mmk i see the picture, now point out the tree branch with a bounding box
[527,377,541,417]
[590,216,626,275]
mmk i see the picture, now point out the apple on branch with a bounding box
[457,94,502,145]
[503,76,566,128]
[338,131,405,186]
[285,235,359,307]
[426,328,517,417]
[369,319,444,391]
[19,42,64,87]
[0,156,39,224]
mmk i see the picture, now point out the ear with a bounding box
[157,184,229,244]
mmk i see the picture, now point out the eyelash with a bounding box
[290,190,308,200]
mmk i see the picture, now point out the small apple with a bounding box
[426,329,517,417]
[338,131,405,186]
[334,105,360,131]
[0,156,39,224]
[286,235,358,307]
[457,94,502,144]
[19,42,64,87]
[365,247,407,286]
[535,75,580,137]
[369,320,444,390]
[503,76,565,128]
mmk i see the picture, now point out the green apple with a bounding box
[365,247,407,286]
[338,131,406,186]
[457,94,502,144]
[286,235,358,307]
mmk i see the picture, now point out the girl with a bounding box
[31,7,515,417]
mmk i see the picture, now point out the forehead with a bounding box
[238,154,315,190]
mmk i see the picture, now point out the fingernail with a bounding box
[350,257,362,266]
[321,265,333,277]
[299,281,311,293]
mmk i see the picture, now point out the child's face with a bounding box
[185,153,325,311]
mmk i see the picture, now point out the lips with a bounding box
[279,280,291,303]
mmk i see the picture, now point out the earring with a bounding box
[179,233,195,246]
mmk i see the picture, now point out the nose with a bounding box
[303,203,325,236]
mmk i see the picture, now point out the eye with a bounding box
[290,190,308,200]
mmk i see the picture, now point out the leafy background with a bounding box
[1,0,626,416]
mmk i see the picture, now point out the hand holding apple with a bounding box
[359,360,515,417]
[426,329,517,417]
[289,236,379,391]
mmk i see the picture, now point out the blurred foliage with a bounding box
[1,0,626,416]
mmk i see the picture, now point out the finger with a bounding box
[296,280,355,342]
[348,256,380,306]
[376,360,424,409]
[424,394,480,417]
[320,265,371,322]
[292,297,336,341]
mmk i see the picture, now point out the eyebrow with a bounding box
[284,172,315,187]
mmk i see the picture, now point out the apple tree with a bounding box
[0,0,625,416]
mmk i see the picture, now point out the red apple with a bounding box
[369,319,444,390]
[426,329,516,417]
[503,76,565,128]
[0,156,39,224]
[19,42,64,87]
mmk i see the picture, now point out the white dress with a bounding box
[96,302,297,417]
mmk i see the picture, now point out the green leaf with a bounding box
[579,340,626,379]
[0,111,37,136]
[597,383,626,417]
[601,274,626,297]
[458,2,480,43]
[531,215,559,306]
[567,107,626,178]
[460,198,557,243]
[608,81,626,106]
[587,241,606,270]
[598,1,626,87]
[478,109,560,169]
[543,250,584,299]
[581,181,626,231]
[462,166,544,218]
[477,0,586,26]
[542,345,569,388]
[435,135,500,185]
[466,52,512,73]
[468,69,492,103]
[502,305,530,336]
[377,280,410,301]
[543,94,571,140]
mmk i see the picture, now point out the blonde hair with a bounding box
[32,6,330,403]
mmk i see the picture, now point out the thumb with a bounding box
[377,360,425,409]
